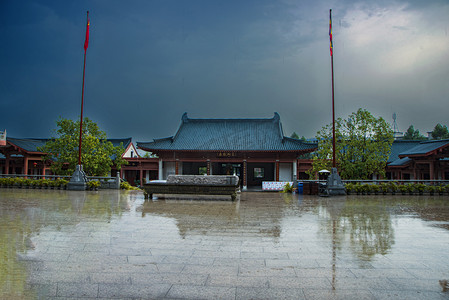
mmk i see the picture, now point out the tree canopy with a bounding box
[431,123,449,140]
[290,132,300,139]
[403,125,426,140]
[308,109,394,180]
[39,117,127,176]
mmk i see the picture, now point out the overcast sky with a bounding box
[1,0,448,142]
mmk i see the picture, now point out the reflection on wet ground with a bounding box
[1,189,449,299]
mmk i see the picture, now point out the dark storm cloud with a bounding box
[1,0,448,142]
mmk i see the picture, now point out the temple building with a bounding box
[137,113,317,189]
[386,139,449,180]
[0,135,158,184]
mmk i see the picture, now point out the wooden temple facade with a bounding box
[0,134,159,184]
[386,139,449,180]
[137,113,317,189]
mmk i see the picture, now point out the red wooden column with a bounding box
[243,159,247,190]
[24,156,29,178]
[175,159,179,175]
[139,162,144,184]
[429,161,434,180]
[5,153,10,175]
[275,160,280,181]
[207,159,211,175]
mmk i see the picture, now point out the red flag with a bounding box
[84,12,90,51]
[329,9,333,56]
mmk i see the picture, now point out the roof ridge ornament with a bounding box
[182,112,189,123]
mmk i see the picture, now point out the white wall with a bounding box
[122,143,138,158]
[279,163,292,181]
[163,162,176,179]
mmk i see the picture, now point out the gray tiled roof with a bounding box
[108,138,132,149]
[6,137,49,152]
[387,140,421,163]
[399,139,449,157]
[388,157,412,167]
[137,113,317,152]
[4,137,132,154]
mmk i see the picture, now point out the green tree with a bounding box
[39,117,127,176]
[308,109,394,180]
[403,125,426,140]
[431,123,449,140]
[290,132,300,139]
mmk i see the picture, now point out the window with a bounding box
[254,167,264,179]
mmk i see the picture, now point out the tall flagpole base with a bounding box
[68,165,87,191]
[325,167,346,196]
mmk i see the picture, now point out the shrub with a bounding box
[282,182,293,193]
[120,181,140,190]
[354,183,363,194]
[398,184,408,195]
[380,183,389,194]
[371,184,380,194]
[87,180,100,190]
[388,182,398,194]
[427,185,436,195]
[56,179,69,189]
[414,183,426,194]
[345,183,354,194]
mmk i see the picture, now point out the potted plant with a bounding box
[16,178,25,188]
[88,180,100,191]
[389,182,398,195]
[380,183,389,195]
[23,179,33,189]
[354,183,363,195]
[398,184,407,195]
[282,182,293,193]
[436,185,445,195]
[57,179,69,190]
[427,185,436,196]
[444,185,449,195]
[345,183,354,195]
[30,179,38,189]
[41,179,50,189]
[8,177,17,188]
[405,183,414,195]
[362,184,371,195]
[414,183,426,195]
[371,184,380,195]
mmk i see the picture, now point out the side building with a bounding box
[0,135,158,184]
[386,139,449,180]
[137,113,318,190]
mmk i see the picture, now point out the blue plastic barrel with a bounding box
[298,182,303,194]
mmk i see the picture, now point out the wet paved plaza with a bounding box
[1,189,449,299]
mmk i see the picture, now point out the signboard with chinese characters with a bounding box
[216,152,237,158]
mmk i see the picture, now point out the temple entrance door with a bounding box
[212,162,241,178]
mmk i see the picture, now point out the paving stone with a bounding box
[268,276,332,289]
[236,287,306,300]
[3,190,449,299]
[167,284,236,300]
[207,275,269,287]
[56,283,99,298]
[98,283,171,298]
[303,288,377,300]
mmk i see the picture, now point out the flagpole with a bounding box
[325,9,346,195]
[78,10,89,166]
[330,9,336,168]
[68,11,90,191]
